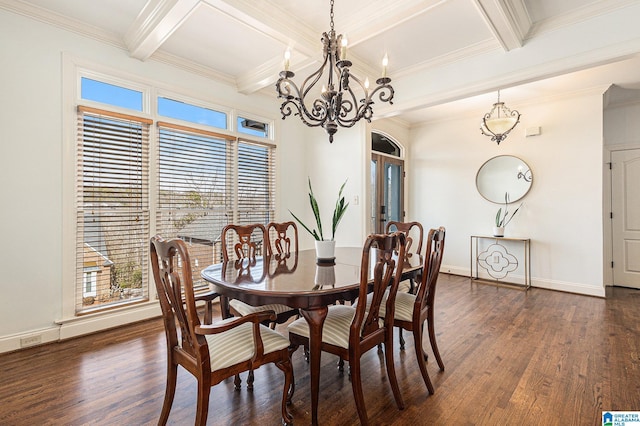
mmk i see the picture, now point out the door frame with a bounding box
[371,152,405,234]
[604,143,640,288]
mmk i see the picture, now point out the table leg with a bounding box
[300,306,328,426]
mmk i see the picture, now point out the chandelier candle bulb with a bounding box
[341,37,347,60]
[382,54,388,77]
[284,50,290,72]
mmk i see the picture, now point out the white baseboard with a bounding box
[440,264,468,276]
[0,326,61,354]
[441,263,605,297]
[57,303,162,340]
[532,277,605,297]
[0,303,162,354]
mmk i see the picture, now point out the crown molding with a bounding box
[0,0,123,48]
[527,0,638,39]
[393,38,500,80]
[150,49,235,86]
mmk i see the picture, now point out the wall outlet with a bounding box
[20,334,42,348]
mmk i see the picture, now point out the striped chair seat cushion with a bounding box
[287,305,356,349]
[355,290,416,322]
[229,299,296,316]
[204,318,291,372]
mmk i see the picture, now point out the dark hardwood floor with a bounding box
[1,274,639,425]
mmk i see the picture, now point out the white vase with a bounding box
[315,240,336,259]
[493,226,505,237]
[314,265,336,288]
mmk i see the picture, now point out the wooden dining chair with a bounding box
[288,232,407,426]
[266,221,300,276]
[221,223,298,326]
[383,226,446,394]
[267,221,299,259]
[386,220,424,294]
[221,223,299,388]
[150,235,294,426]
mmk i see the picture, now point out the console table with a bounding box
[470,235,531,290]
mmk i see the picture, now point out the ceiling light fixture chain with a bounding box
[275,0,394,143]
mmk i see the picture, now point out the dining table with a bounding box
[201,246,423,425]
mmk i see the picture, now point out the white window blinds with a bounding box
[74,107,276,314]
[237,139,276,225]
[76,106,151,313]
[156,122,232,279]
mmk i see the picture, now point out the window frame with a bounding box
[62,59,277,320]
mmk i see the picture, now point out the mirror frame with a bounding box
[476,155,533,204]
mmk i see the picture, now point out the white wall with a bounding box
[0,7,613,352]
[0,9,309,350]
[408,89,606,296]
[302,124,368,249]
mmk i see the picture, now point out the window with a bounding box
[81,77,143,111]
[74,77,276,314]
[237,140,275,224]
[83,270,97,298]
[237,116,268,138]
[156,122,231,284]
[158,97,227,129]
[76,106,151,312]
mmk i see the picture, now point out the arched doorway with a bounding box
[371,132,404,233]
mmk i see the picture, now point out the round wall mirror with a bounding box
[476,155,532,203]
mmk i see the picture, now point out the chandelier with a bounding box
[275,0,394,143]
[480,90,521,145]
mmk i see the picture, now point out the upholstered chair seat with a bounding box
[204,318,291,371]
[229,300,297,318]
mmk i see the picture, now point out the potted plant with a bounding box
[494,192,522,237]
[290,178,349,259]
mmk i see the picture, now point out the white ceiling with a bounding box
[4,0,640,124]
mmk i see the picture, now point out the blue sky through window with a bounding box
[158,97,227,129]
[81,77,143,111]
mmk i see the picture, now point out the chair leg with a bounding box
[428,311,445,371]
[158,361,178,426]
[195,376,211,426]
[384,335,405,410]
[204,300,213,324]
[303,346,309,362]
[413,325,434,394]
[337,357,344,372]
[275,356,294,425]
[247,370,255,390]
[399,327,405,350]
[220,295,232,319]
[234,373,241,390]
[349,358,370,426]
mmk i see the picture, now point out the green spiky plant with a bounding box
[289,178,349,241]
[495,192,522,227]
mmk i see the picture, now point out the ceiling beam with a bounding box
[472,0,531,51]
[124,0,201,61]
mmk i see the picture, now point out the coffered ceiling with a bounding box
[3,0,640,124]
